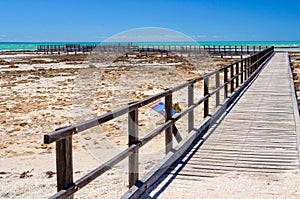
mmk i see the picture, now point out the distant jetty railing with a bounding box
[43,47,275,199]
[37,43,269,55]
[37,44,95,54]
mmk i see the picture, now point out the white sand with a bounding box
[0,52,257,198]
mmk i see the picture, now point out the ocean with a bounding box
[0,41,300,52]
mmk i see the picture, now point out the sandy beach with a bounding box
[0,49,300,199]
[0,51,240,198]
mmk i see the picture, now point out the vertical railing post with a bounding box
[56,136,74,199]
[247,58,250,77]
[128,107,139,188]
[215,71,220,106]
[252,56,255,74]
[249,57,253,75]
[165,94,173,154]
[252,56,255,72]
[236,62,239,88]
[224,68,228,99]
[254,55,257,71]
[188,83,194,133]
[240,60,244,84]
[230,65,234,93]
[204,77,209,117]
[245,58,248,79]
[256,54,259,70]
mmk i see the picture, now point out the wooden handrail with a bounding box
[44,47,273,144]
[44,47,274,199]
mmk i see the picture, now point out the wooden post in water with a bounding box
[204,77,209,117]
[128,107,139,188]
[56,135,74,199]
[165,94,173,154]
[188,84,194,132]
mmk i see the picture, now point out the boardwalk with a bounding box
[141,53,300,198]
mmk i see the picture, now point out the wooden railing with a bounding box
[37,44,268,55]
[44,47,275,198]
[37,44,97,54]
[138,45,268,54]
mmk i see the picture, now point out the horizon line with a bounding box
[0,40,300,43]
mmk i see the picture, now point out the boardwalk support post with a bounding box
[236,62,239,88]
[188,84,194,132]
[247,58,250,78]
[241,61,244,84]
[128,107,139,188]
[224,68,228,98]
[165,94,173,154]
[56,135,74,199]
[216,72,220,106]
[204,78,209,117]
[230,65,234,93]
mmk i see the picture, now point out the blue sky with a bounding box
[0,0,299,42]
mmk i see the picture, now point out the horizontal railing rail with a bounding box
[44,46,275,198]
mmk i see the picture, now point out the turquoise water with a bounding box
[0,42,100,52]
[1,41,300,52]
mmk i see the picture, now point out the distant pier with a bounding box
[37,43,270,56]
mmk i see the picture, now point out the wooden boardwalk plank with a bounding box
[141,53,300,198]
